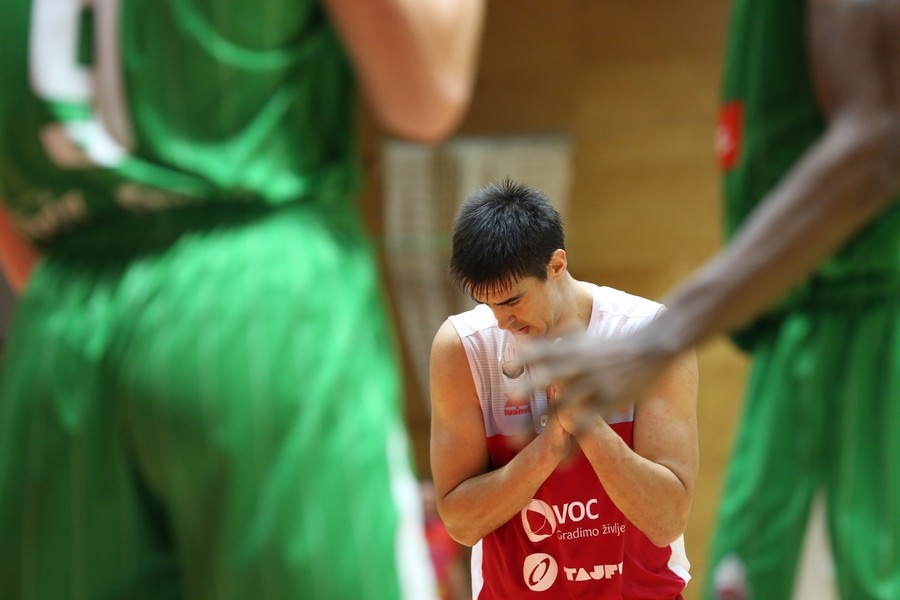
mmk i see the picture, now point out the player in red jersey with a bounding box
[430,180,698,599]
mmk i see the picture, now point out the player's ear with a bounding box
[547,249,567,279]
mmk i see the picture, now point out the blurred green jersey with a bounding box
[0,0,359,248]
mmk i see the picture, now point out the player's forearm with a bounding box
[576,421,692,547]
[649,116,898,358]
[324,0,484,142]
[439,431,567,546]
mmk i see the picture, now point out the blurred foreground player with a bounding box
[0,0,483,598]
[522,1,900,598]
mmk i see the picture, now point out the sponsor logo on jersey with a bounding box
[563,562,623,582]
[523,553,558,592]
[503,394,531,417]
[521,498,623,543]
[522,499,558,542]
[521,553,624,591]
[716,100,744,171]
[14,189,87,241]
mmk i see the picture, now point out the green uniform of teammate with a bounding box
[706,1,900,598]
[0,0,483,598]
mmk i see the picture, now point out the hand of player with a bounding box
[520,329,677,431]
[546,381,578,434]
[541,383,574,461]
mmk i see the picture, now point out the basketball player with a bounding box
[0,1,483,598]
[521,1,900,598]
[430,180,698,598]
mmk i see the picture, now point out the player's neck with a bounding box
[548,276,593,337]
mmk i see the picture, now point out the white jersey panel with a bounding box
[447,283,663,438]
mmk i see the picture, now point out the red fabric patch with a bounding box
[716,101,744,170]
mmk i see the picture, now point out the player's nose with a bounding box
[490,307,514,330]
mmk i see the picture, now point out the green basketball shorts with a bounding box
[706,285,900,600]
[0,203,436,599]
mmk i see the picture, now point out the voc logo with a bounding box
[521,499,557,542]
[521,498,602,543]
[523,553,558,592]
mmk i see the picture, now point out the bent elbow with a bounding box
[443,523,480,548]
[385,118,458,145]
[644,517,688,548]
[438,503,484,547]
[372,73,475,144]
[644,501,692,548]
[380,98,469,144]
[646,526,686,549]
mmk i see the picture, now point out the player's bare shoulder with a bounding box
[430,318,473,401]
[431,318,464,360]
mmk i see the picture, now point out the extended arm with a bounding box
[647,0,900,356]
[560,350,699,547]
[523,0,900,412]
[323,0,484,143]
[632,0,900,350]
[429,319,571,546]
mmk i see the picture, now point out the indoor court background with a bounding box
[0,1,833,598]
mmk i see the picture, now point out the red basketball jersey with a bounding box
[448,284,690,599]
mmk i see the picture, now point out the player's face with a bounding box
[475,276,557,338]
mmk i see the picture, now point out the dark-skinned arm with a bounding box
[522,0,900,413]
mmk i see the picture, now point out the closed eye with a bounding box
[496,293,525,308]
